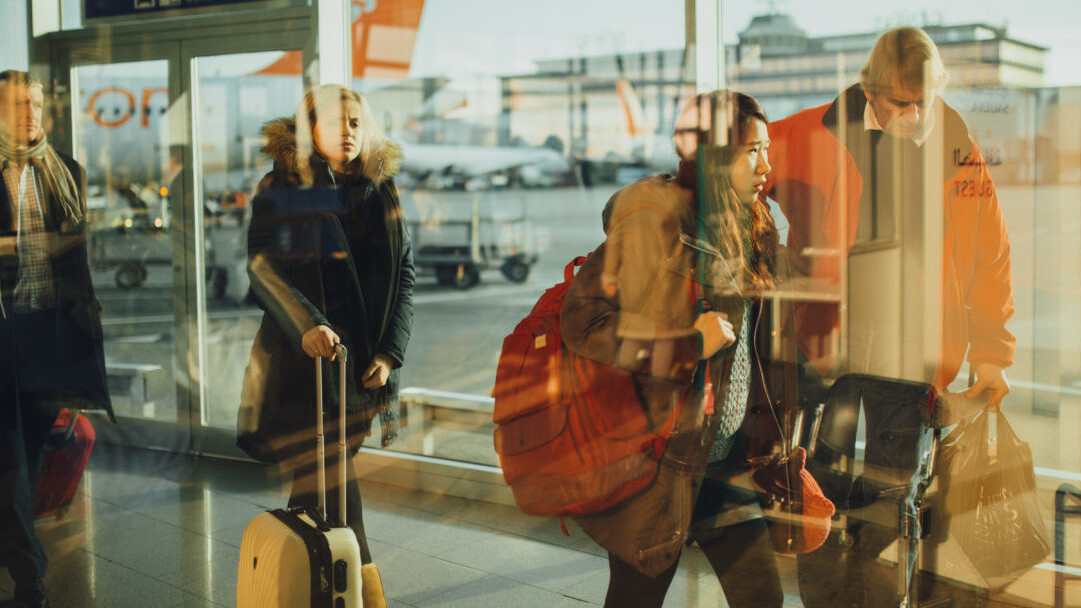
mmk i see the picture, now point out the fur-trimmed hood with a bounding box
[261,117,402,186]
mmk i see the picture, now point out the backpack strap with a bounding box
[564,256,588,282]
[648,386,689,461]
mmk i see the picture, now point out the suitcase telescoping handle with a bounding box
[315,343,349,526]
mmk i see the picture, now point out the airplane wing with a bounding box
[400,144,568,177]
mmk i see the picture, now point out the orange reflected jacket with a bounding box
[764,85,1015,388]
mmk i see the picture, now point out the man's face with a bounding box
[865,78,935,140]
[0,83,44,146]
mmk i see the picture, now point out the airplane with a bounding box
[610,76,684,180]
[399,142,569,190]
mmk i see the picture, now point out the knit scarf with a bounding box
[0,132,83,229]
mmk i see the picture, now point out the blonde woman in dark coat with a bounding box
[237,84,413,608]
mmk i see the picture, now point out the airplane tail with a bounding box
[616,79,647,138]
[256,0,425,82]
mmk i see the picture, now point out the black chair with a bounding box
[1055,483,1081,608]
[799,373,949,608]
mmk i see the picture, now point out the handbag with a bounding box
[934,409,1051,581]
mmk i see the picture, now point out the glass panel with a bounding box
[74,60,176,422]
[0,2,30,70]
[193,51,304,429]
[351,1,689,465]
[721,3,1081,471]
[721,4,1081,603]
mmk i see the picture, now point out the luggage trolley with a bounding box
[403,191,539,289]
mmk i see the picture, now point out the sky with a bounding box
[410,0,1081,87]
[3,1,1077,87]
[410,0,686,77]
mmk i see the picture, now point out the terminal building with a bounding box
[728,14,1046,114]
[505,13,1050,174]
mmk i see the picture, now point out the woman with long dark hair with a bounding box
[560,90,785,607]
[237,84,414,608]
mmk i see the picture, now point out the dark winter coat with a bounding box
[237,118,414,464]
[0,151,113,423]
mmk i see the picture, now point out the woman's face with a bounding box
[727,117,771,204]
[313,99,363,170]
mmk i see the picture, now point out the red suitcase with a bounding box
[33,409,96,519]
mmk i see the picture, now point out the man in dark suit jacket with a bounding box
[0,69,113,608]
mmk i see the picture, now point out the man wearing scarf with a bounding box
[0,70,112,608]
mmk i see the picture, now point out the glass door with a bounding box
[65,43,200,452]
[76,58,176,417]
[51,28,308,455]
[183,38,307,456]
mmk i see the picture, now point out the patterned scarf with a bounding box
[0,132,83,229]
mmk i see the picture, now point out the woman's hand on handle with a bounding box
[362,354,393,389]
[694,311,736,359]
[302,325,341,360]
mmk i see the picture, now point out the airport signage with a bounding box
[84,0,290,22]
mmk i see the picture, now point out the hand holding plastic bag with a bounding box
[936,409,1050,580]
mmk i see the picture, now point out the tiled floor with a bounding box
[0,444,805,608]
[4,443,1068,607]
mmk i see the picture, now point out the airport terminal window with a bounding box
[717,5,1081,604]
[359,0,690,466]
[3,1,1081,607]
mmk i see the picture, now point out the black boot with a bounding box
[13,578,49,608]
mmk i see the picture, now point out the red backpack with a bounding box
[492,255,681,518]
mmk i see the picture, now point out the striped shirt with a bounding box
[3,161,56,312]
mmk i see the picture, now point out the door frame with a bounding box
[180,32,310,458]
[33,8,312,456]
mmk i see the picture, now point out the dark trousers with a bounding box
[1,310,67,583]
[603,518,784,608]
[0,393,56,582]
[287,446,372,564]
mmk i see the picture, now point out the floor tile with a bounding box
[156,551,238,608]
[365,506,499,557]
[436,533,608,594]
[81,518,237,579]
[414,574,594,608]
[38,550,194,608]
[375,544,489,606]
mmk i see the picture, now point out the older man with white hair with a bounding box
[764,27,1014,606]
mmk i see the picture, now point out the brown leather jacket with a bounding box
[561,173,747,576]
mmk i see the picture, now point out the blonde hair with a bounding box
[293,84,396,184]
[860,27,948,95]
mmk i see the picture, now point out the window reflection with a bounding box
[3,1,1081,606]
